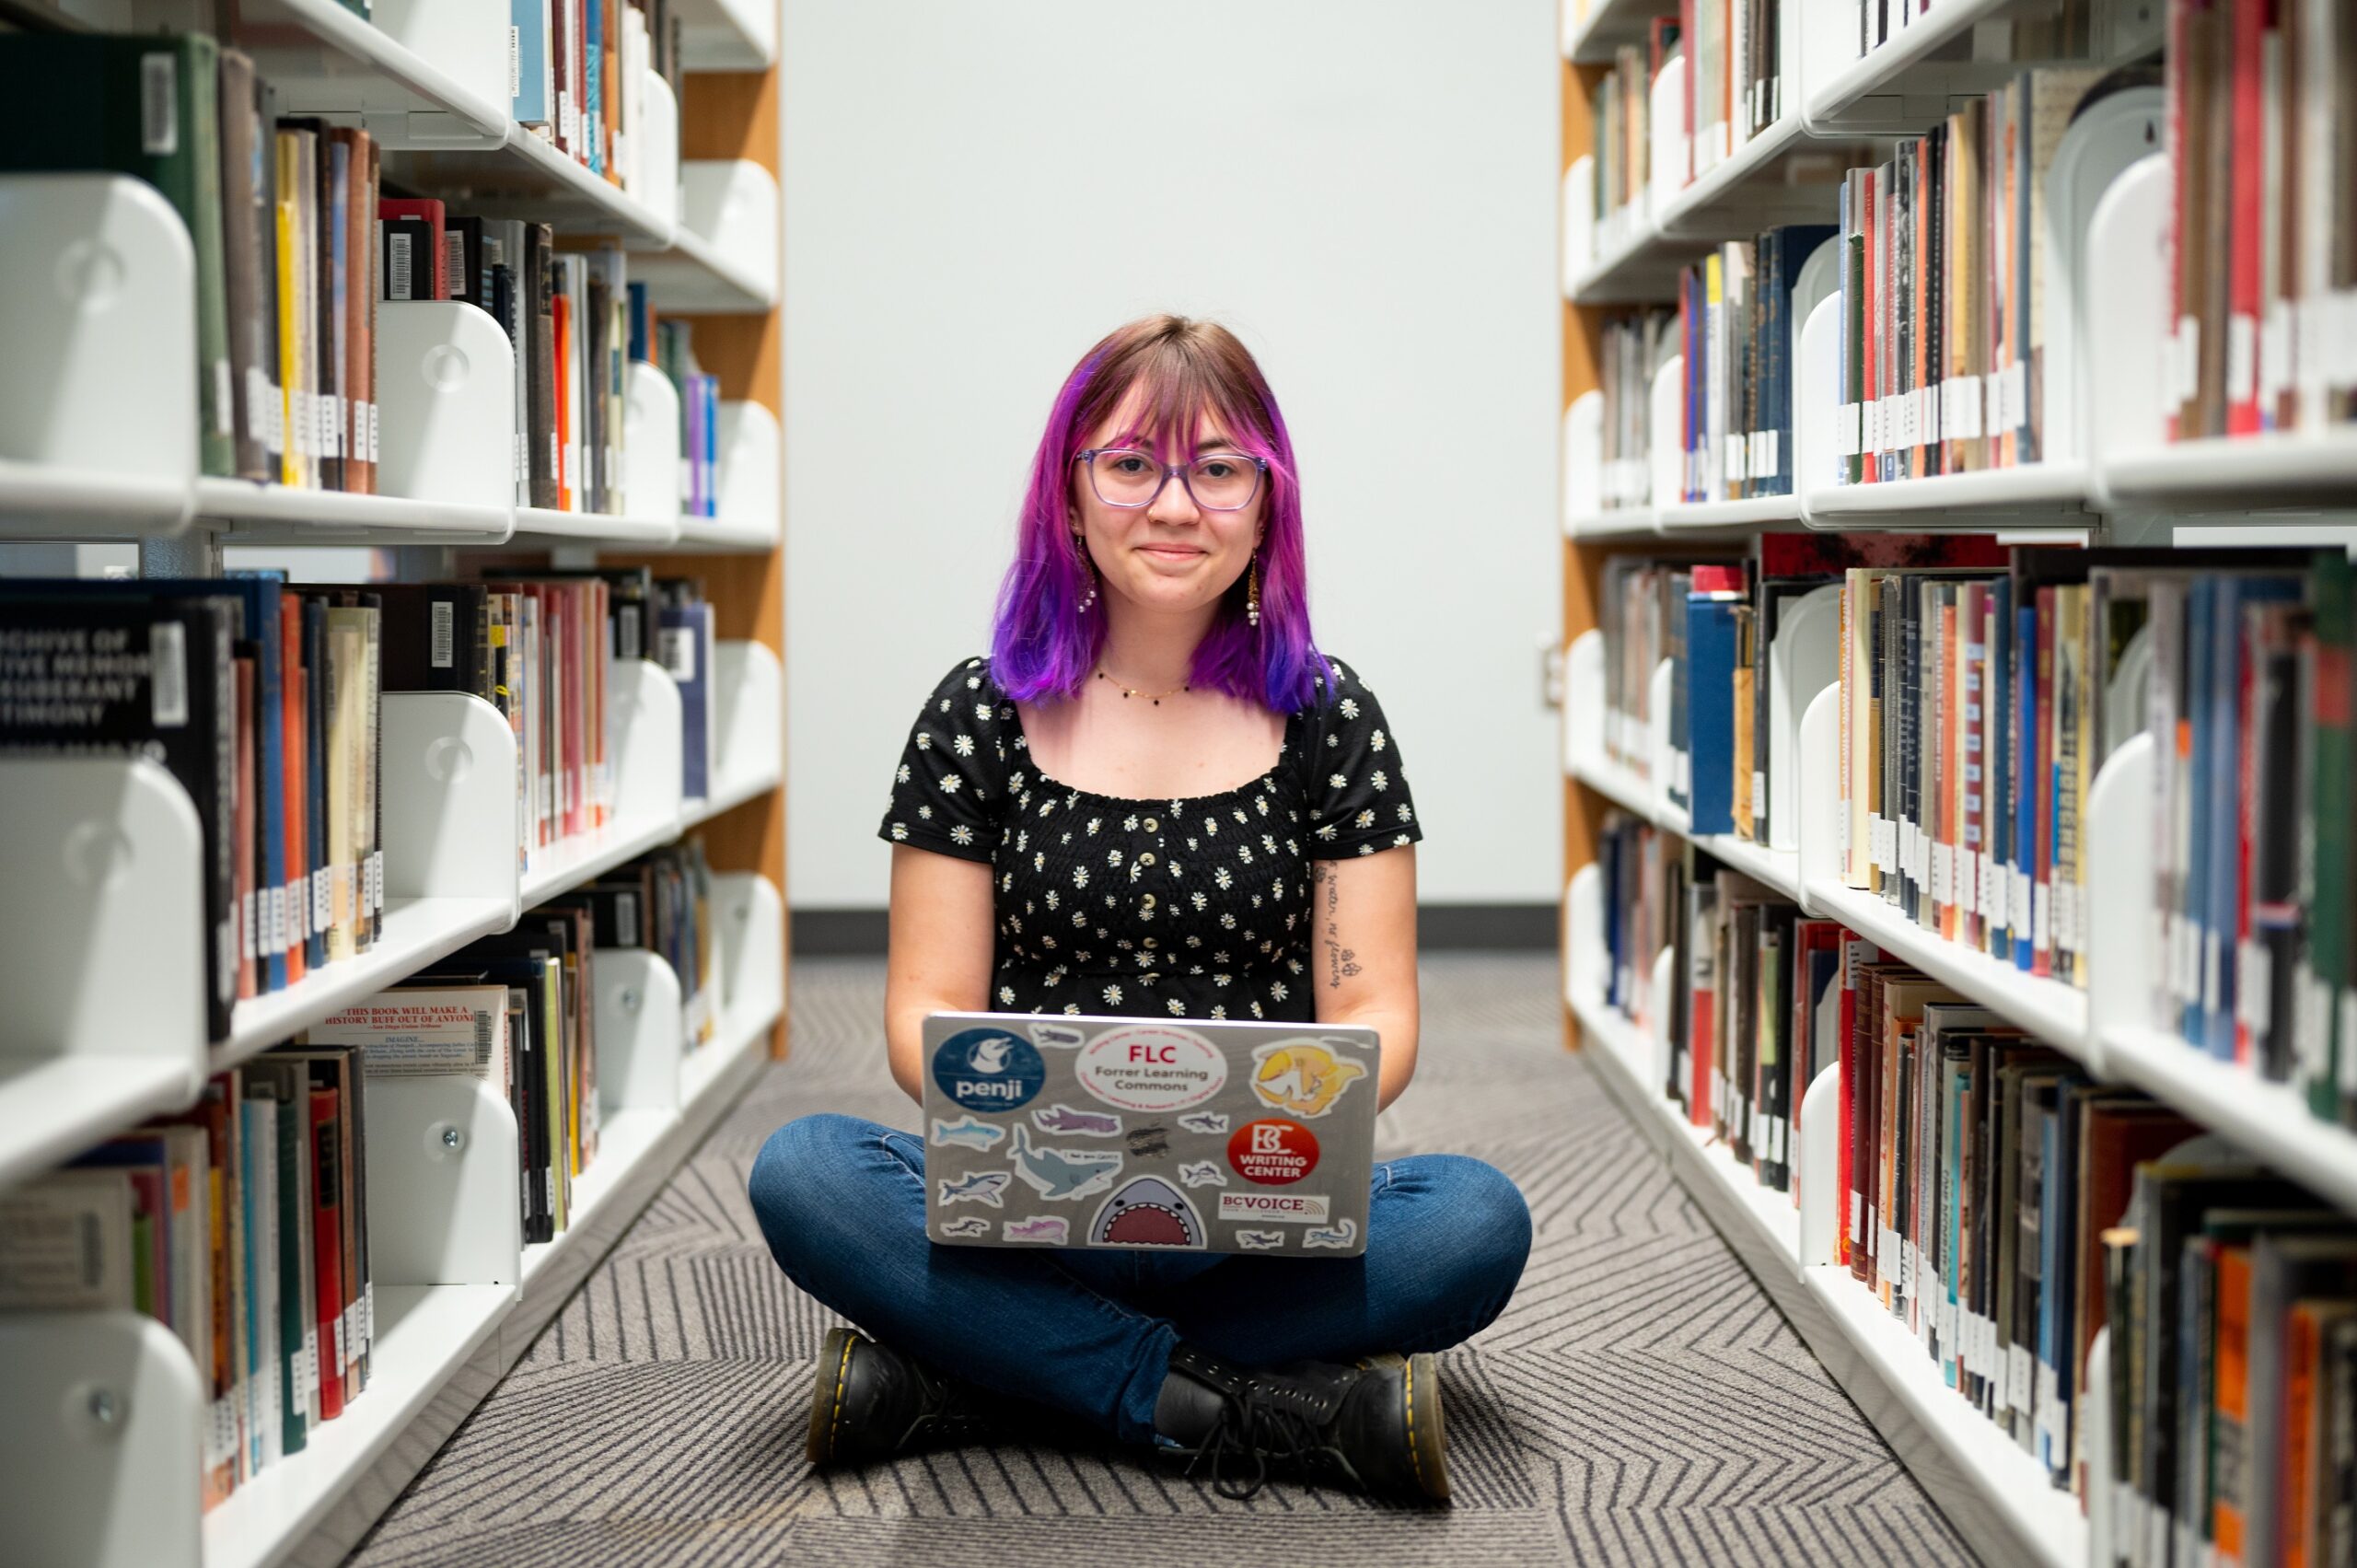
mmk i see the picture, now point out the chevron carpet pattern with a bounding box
[351,954,1976,1566]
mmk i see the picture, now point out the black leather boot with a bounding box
[1153,1342,1451,1504]
[807,1326,993,1466]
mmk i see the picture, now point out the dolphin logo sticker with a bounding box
[938,1170,1013,1207]
[1236,1228,1286,1250]
[1248,1040,1366,1120]
[931,1115,1007,1151]
[938,1215,991,1238]
[1178,1160,1226,1188]
[1003,1214,1070,1244]
[1303,1217,1359,1251]
[1005,1126,1122,1201]
[1089,1176,1204,1249]
[1032,1103,1122,1137]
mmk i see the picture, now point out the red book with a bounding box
[552,288,573,508]
[1849,963,1885,1286]
[376,197,447,299]
[308,1086,345,1421]
[2224,0,2264,435]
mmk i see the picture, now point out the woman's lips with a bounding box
[1138,546,1202,560]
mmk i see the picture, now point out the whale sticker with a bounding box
[938,1214,991,1238]
[932,1027,1045,1113]
[1004,1214,1070,1244]
[1303,1217,1359,1251]
[1236,1229,1286,1251]
[1178,1160,1226,1189]
[1177,1110,1230,1135]
[1031,1103,1121,1137]
[931,1115,1007,1151]
[1074,1025,1227,1112]
[1004,1126,1122,1201]
[938,1170,1013,1208]
[1247,1040,1365,1120]
[1090,1176,1205,1249]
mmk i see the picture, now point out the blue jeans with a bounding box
[748,1112,1533,1446]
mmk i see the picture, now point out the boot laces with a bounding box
[1188,1386,1330,1502]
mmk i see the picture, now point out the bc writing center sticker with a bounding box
[932,1026,1045,1113]
[1074,1024,1227,1112]
[1226,1118,1318,1186]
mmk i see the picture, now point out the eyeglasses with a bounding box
[1074,447,1267,513]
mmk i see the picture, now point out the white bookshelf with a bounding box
[1559,0,1668,64]
[0,4,788,1562]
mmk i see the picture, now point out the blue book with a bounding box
[511,0,552,126]
[1685,571,1746,836]
[1759,225,1838,499]
[2182,577,2215,1044]
[2202,575,2306,1058]
[626,281,649,363]
[2014,598,2038,970]
[584,0,603,176]
[660,603,715,801]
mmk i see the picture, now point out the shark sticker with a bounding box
[938,1170,1014,1208]
[1236,1229,1286,1251]
[1028,1022,1088,1051]
[1304,1217,1359,1251]
[938,1214,991,1238]
[1226,1119,1318,1186]
[1031,1103,1121,1137]
[931,1115,1008,1151]
[932,1026,1045,1113]
[1177,1110,1229,1135]
[1005,1126,1122,1201]
[1248,1040,1365,1120]
[1090,1176,1205,1249]
[1075,1025,1227,1112]
[1003,1214,1070,1245]
[1178,1160,1226,1189]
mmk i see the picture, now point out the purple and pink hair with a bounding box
[987,315,1329,714]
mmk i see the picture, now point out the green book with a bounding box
[0,32,234,476]
[2310,554,2351,1122]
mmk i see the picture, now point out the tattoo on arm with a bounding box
[1314,862,1361,990]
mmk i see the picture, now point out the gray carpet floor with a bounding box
[350,953,1976,1565]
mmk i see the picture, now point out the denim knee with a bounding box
[1414,1154,1532,1329]
[746,1111,871,1270]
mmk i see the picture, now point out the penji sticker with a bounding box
[931,1027,1045,1113]
[1075,1025,1226,1111]
[1248,1040,1366,1120]
[1003,1214,1069,1245]
[1226,1119,1319,1187]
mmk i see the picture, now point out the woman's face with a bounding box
[1069,400,1264,621]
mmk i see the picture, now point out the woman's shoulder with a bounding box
[917,655,1013,709]
[1304,652,1384,712]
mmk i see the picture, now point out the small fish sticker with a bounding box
[931,1115,1007,1151]
[938,1170,1014,1207]
[938,1214,991,1238]
[1004,1214,1070,1244]
[1177,1110,1229,1135]
[1304,1217,1358,1250]
[1032,1102,1122,1136]
[1236,1228,1286,1250]
[1178,1160,1226,1189]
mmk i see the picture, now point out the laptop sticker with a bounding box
[1178,1160,1226,1188]
[1236,1229,1286,1251]
[1227,1119,1319,1186]
[1177,1110,1229,1135]
[939,1170,1014,1207]
[939,1215,992,1238]
[1004,1215,1071,1245]
[1074,1025,1227,1112]
[1304,1218,1359,1251]
[1032,1103,1121,1136]
[1028,1022,1088,1050]
[1091,1177,1205,1249]
[1217,1191,1330,1225]
[1005,1127,1122,1201]
[932,1027,1046,1114]
[1247,1040,1365,1120]
[931,1115,1008,1151]
[1124,1122,1172,1158]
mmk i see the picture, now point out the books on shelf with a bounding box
[0,1048,377,1512]
[655,319,723,518]
[1680,0,1779,174]
[1675,225,1836,503]
[1598,311,1676,510]
[516,0,681,193]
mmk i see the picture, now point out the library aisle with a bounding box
[349,955,1969,1565]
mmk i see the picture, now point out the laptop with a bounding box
[920,1011,1381,1258]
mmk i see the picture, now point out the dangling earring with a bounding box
[1246,551,1260,628]
[1074,530,1097,615]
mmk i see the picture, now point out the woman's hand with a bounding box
[1308,848,1420,1111]
[882,845,995,1102]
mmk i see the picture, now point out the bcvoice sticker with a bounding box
[1217,1191,1330,1224]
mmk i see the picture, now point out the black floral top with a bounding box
[877,654,1422,1022]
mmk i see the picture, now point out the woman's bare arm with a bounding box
[1308,847,1420,1111]
[882,844,996,1102]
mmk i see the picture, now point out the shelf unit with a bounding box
[0,4,789,1564]
[1555,15,2357,1566]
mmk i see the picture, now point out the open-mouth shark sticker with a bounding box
[1090,1176,1205,1249]
[931,1115,1007,1151]
[938,1170,1013,1207]
[932,1027,1045,1113]
[1005,1126,1122,1201]
[1003,1214,1070,1244]
[1248,1040,1366,1120]
[937,1214,992,1238]
[1032,1103,1121,1136]
[1236,1229,1286,1250]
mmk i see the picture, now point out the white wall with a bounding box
[784,0,1562,909]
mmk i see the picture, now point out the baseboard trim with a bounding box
[790,902,1556,956]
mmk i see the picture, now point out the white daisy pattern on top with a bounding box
[877,654,1421,1026]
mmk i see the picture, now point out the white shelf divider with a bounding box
[230,0,510,146]
[675,0,781,70]
[621,359,685,538]
[628,160,781,314]
[683,639,784,827]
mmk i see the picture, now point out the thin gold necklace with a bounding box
[1094,665,1192,705]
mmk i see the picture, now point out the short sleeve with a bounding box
[877,656,1011,864]
[1305,656,1424,860]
